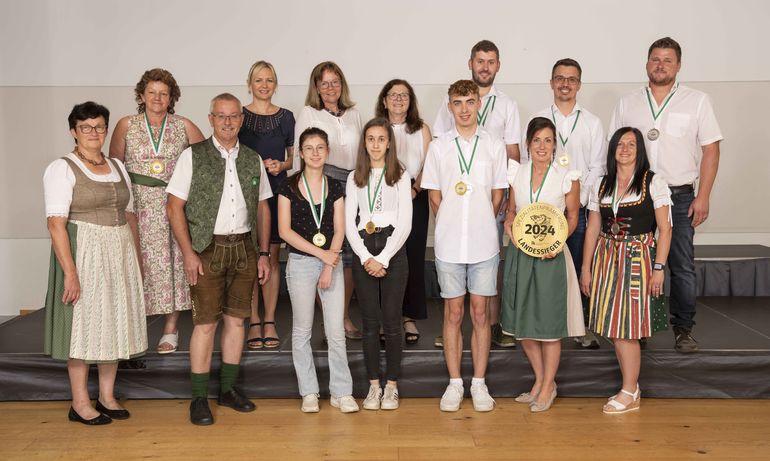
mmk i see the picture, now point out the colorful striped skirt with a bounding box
[587,232,668,339]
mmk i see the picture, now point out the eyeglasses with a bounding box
[387,92,410,101]
[319,80,342,90]
[552,76,580,85]
[211,113,243,122]
[77,124,108,134]
[301,145,328,154]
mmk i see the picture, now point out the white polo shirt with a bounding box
[608,83,723,187]
[433,85,522,146]
[421,126,509,264]
[522,103,606,206]
[167,136,272,235]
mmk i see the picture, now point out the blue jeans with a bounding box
[668,190,697,329]
[286,254,353,397]
[566,206,587,277]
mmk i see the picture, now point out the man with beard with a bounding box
[433,40,521,349]
[608,37,722,353]
[525,58,605,349]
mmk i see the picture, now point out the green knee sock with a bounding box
[191,372,210,399]
[220,362,240,393]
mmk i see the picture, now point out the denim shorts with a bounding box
[435,254,500,298]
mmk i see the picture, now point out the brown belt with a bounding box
[213,232,250,243]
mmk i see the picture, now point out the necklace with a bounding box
[75,148,106,166]
[323,107,344,117]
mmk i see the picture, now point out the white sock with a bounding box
[449,378,463,387]
[471,377,485,387]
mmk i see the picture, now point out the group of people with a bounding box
[42,36,722,425]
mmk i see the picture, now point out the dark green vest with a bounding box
[185,137,261,252]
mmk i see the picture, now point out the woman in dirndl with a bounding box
[580,127,672,414]
[44,101,148,425]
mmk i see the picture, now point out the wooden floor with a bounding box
[1,399,769,460]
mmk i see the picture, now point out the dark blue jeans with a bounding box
[668,190,697,330]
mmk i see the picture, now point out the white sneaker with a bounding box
[470,383,496,412]
[381,384,399,410]
[363,385,382,410]
[439,383,464,412]
[301,393,320,413]
[330,395,360,413]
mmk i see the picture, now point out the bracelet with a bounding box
[259,251,270,258]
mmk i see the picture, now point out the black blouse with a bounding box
[277,176,344,256]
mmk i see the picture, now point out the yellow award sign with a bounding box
[512,202,569,257]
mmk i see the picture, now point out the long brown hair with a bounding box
[375,79,423,134]
[353,118,404,188]
[287,127,330,196]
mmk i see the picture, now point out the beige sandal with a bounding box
[603,385,640,414]
[157,331,178,354]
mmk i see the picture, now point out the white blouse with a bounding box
[345,168,413,268]
[293,106,362,172]
[508,161,581,213]
[43,153,134,217]
[587,173,672,211]
[392,123,426,179]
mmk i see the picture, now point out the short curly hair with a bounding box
[447,79,479,99]
[134,68,181,114]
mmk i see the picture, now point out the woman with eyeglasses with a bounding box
[278,127,358,414]
[238,60,296,350]
[110,68,204,354]
[375,79,432,344]
[295,61,363,340]
[44,101,148,425]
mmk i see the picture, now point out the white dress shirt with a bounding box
[421,126,509,264]
[293,106,362,172]
[608,83,723,187]
[433,85,521,146]
[345,168,413,268]
[522,103,606,206]
[166,136,272,235]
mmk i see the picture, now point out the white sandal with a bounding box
[603,385,640,414]
[157,332,179,354]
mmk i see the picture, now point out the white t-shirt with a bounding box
[44,153,134,217]
[166,137,272,235]
[433,85,521,146]
[345,168,413,268]
[421,126,509,264]
[293,106,362,172]
[608,83,723,187]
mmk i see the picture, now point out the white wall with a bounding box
[1,0,769,315]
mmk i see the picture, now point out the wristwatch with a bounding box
[653,263,665,271]
[259,251,270,258]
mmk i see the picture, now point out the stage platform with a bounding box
[1,295,769,401]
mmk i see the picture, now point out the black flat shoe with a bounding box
[190,397,214,425]
[95,401,130,420]
[218,387,256,412]
[68,407,112,426]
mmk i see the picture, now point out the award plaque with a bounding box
[312,232,327,247]
[512,202,569,258]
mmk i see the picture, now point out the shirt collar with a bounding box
[212,135,240,158]
[452,126,482,143]
[551,102,582,118]
[644,81,680,98]
[483,85,499,99]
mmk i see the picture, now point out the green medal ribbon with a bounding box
[454,135,480,176]
[301,173,326,232]
[611,175,634,216]
[476,95,496,126]
[367,167,386,219]
[550,106,581,149]
[529,161,552,204]
[645,83,679,121]
[144,112,167,155]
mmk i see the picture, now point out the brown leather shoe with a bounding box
[674,327,698,353]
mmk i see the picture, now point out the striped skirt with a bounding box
[587,232,668,339]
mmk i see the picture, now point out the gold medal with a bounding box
[150,159,165,175]
[312,232,326,247]
[511,202,569,258]
[647,128,660,141]
[455,181,467,196]
[365,221,376,234]
[558,154,570,167]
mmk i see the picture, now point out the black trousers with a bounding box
[353,247,409,381]
[402,188,429,319]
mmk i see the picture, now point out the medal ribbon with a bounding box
[367,167,386,219]
[454,135,480,176]
[645,83,679,121]
[611,175,634,216]
[550,106,581,148]
[144,112,167,155]
[529,161,552,204]
[301,173,326,232]
[476,95,496,126]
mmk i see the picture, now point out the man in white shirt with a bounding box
[609,37,723,353]
[527,58,606,349]
[167,93,273,424]
[422,80,509,412]
[433,39,521,349]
